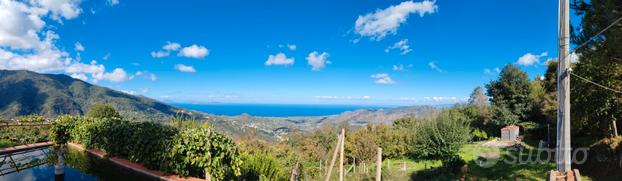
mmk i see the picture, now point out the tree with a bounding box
[86,104,121,119]
[410,110,470,163]
[468,86,488,107]
[570,0,622,142]
[486,64,533,121]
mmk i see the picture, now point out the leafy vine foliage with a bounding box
[49,107,242,180]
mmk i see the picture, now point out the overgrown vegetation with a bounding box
[49,107,241,180]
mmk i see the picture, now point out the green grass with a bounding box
[352,141,593,181]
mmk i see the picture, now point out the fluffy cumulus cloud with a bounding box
[428,61,443,72]
[163,41,181,51]
[178,44,209,59]
[355,0,437,40]
[306,51,331,71]
[0,0,131,83]
[265,53,294,66]
[370,73,396,85]
[175,64,196,72]
[151,42,208,59]
[64,60,132,82]
[385,39,412,54]
[517,52,548,66]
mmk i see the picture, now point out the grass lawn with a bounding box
[375,141,592,181]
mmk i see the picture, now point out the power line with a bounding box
[560,15,622,62]
[569,71,622,94]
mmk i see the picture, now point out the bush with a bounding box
[167,128,242,180]
[240,152,288,181]
[472,128,488,141]
[49,115,76,146]
[86,104,121,119]
[410,110,471,164]
[50,115,241,180]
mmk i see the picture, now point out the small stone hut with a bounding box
[501,125,520,141]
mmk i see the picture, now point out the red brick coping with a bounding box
[67,142,203,181]
[0,141,53,154]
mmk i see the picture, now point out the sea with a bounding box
[173,103,389,117]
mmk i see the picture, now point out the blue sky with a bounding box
[0,0,574,106]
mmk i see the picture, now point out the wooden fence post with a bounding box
[290,160,300,181]
[376,147,382,181]
[339,128,345,181]
[324,130,343,181]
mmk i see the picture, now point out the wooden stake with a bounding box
[290,160,301,181]
[339,128,345,181]
[324,130,343,181]
[376,147,382,181]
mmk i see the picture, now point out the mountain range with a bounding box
[0,70,438,140]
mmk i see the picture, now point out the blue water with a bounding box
[174,103,388,117]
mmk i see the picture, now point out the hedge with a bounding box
[49,115,241,180]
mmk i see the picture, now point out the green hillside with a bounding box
[0,70,183,123]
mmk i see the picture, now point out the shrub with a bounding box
[49,115,76,146]
[239,152,288,181]
[86,104,121,119]
[410,110,471,163]
[472,128,488,141]
[51,115,243,180]
[167,128,242,180]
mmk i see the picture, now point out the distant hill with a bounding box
[0,70,184,123]
[207,105,440,140]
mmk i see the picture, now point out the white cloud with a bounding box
[355,0,437,40]
[517,52,548,66]
[102,53,110,60]
[31,0,83,21]
[428,61,443,72]
[371,73,396,85]
[150,51,169,58]
[306,51,331,71]
[133,71,157,81]
[107,0,119,6]
[74,42,84,51]
[265,53,294,66]
[569,52,580,63]
[278,44,297,51]
[64,60,131,82]
[314,95,371,100]
[94,68,130,82]
[484,67,501,76]
[0,0,131,83]
[287,44,297,51]
[175,64,196,72]
[385,39,412,54]
[393,64,413,71]
[70,73,87,81]
[424,96,460,102]
[178,44,209,59]
[393,64,404,71]
[163,41,180,51]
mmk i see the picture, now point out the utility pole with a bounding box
[556,0,572,173]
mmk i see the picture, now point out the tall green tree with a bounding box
[570,0,622,142]
[486,64,533,124]
[468,86,489,107]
